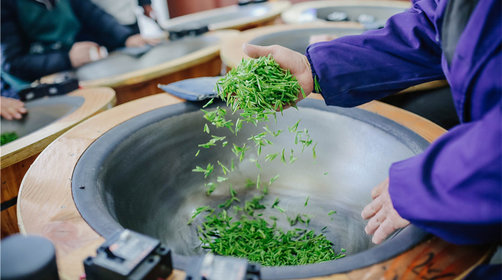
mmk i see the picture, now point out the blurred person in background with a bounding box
[1,0,155,118]
[90,0,156,35]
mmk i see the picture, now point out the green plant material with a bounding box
[269,174,280,185]
[193,163,214,178]
[188,206,213,225]
[198,135,226,149]
[217,176,228,183]
[289,148,297,164]
[289,120,300,133]
[203,98,214,108]
[271,197,280,208]
[265,153,278,162]
[328,210,337,216]
[280,148,286,163]
[189,55,343,267]
[217,161,230,175]
[1,132,18,146]
[205,182,217,195]
[245,178,255,188]
[195,150,200,157]
[235,118,243,134]
[202,107,234,132]
[304,196,310,207]
[196,198,345,266]
[232,144,248,162]
[323,172,328,175]
[312,143,317,159]
[314,76,322,93]
[216,55,302,116]
[263,126,282,137]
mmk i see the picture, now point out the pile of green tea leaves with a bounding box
[1,132,19,145]
[190,55,345,266]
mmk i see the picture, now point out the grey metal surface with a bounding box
[1,96,84,138]
[75,36,219,81]
[315,6,405,28]
[248,27,363,53]
[165,3,272,31]
[72,99,430,277]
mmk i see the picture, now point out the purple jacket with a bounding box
[306,0,501,245]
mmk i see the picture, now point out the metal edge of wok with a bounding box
[71,99,430,278]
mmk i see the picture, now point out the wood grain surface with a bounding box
[163,1,291,31]
[1,87,116,237]
[17,94,491,279]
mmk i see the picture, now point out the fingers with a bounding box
[242,43,273,58]
[361,178,410,244]
[361,194,383,219]
[364,209,385,235]
[372,218,397,244]
[371,178,389,199]
[1,97,26,120]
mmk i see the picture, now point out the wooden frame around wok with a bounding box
[17,93,491,280]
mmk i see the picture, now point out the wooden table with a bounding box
[17,93,491,279]
[79,30,237,105]
[1,88,116,237]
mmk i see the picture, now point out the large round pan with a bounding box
[17,93,491,279]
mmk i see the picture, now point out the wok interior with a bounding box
[76,36,219,81]
[248,27,363,53]
[95,105,420,258]
[0,96,84,138]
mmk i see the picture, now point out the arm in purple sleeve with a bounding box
[305,0,444,107]
[389,100,502,244]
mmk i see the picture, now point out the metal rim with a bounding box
[72,99,430,278]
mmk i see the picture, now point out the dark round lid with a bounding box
[1,234,59,280]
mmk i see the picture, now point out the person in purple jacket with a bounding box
[244,0,501,276]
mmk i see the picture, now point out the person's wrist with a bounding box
[301,54,314,94]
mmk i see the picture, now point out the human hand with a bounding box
[361,178,410,244]
[142,4,154,18]
[1,97,27,120]
[69,41,102,68]
[243,44,314,104]
[125,34,161,48]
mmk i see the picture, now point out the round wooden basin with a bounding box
[282,0,410,28]
[1,88,116,238]
[77,30,237,105]
[17,94,491,279]
[163,1,291,32]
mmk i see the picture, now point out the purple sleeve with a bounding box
[305,0,444,107]
[389,101,502,245]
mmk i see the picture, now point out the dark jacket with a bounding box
[1,0,135,82]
